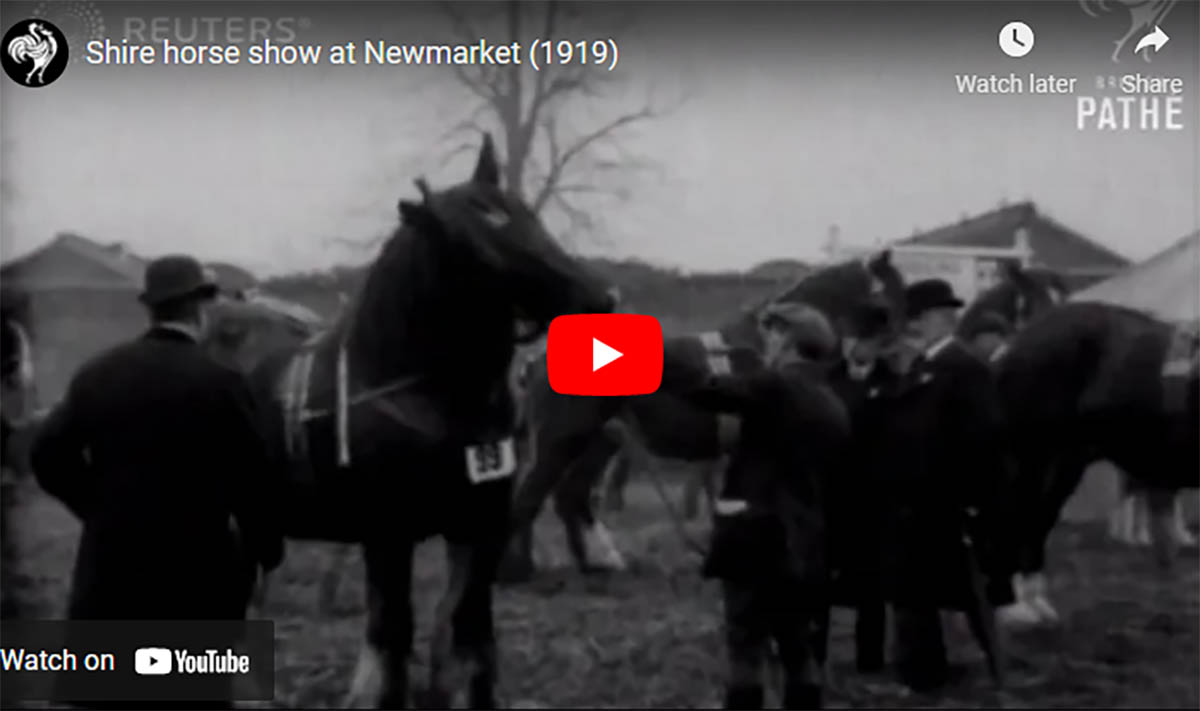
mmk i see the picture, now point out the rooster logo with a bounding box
[1079,0,1178,63]
[2,19,69,87]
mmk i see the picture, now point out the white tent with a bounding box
[1072,230,1199,323]
[1062,230,1199,536]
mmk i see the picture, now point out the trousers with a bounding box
[722,577,827,709]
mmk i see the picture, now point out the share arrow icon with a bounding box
[1134,26,1170,55]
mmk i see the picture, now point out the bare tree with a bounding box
[438,1,675,245]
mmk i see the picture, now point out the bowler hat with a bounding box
[905,279,964,319]
[139,255,219,306]
[758,301,838,360]
[847,301,892,339]
[963,311,1013,340]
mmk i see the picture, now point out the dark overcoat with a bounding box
[858,339,1009,610]
[31,326,284,620]
[826,360,896,606]
[663,357,851,587]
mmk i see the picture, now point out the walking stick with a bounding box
[962,531,1006,689]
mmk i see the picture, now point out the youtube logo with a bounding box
[134,647,172,675]
[547,314,663,396]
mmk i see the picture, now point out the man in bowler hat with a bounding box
[31,255,284,705]
[865,279,1010,693]
[663,301,851,709]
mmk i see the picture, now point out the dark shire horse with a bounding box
[502,251,908,579]
[957,261,1068,337]
[248,135,614,708]
[993,300,1199,628]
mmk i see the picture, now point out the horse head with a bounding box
[742,248,907,362]
[351,133,613,387]
[404,133,611,327]
[960,261,1066,337]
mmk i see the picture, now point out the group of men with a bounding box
[665,277,1018,708]
[21,249,1019,708]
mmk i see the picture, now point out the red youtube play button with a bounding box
[547,314,663,396]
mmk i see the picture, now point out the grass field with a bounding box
[6,470,1199,709]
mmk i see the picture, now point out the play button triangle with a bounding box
[592,338,623,372]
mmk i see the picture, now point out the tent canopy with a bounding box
[1073,230,1199,323]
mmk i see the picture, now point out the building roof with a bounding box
[1073,230,1200,323]
[1,233,148,291]
[897,202,1131,275]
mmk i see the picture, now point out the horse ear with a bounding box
[397,199,425,224]
[1001,259,1026,282]
[413,177,432,203]
[472,133,501,187]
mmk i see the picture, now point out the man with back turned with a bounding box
[31,255,283,624]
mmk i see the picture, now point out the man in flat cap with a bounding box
[663,300,850,709]
[31,256,283,691]
[861,279,1009,694]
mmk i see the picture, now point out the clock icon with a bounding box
[999,21,1035,58]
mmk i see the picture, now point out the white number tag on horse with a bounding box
[465,437,517,484]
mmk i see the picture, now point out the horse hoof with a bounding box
[1029,597,1060,626]
[997,602,1042,629]
[594,556,627,572]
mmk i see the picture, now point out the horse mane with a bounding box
[961,281,1019,327]
[717,258,876,349]
[960,264,1071,335]
[337,219,444,379]
[745,258,869,319]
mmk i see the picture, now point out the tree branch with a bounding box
[436,1,671,244]
[440,2,504,108]
[531,106,656,213]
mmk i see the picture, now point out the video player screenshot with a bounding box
[1,0,1196,708]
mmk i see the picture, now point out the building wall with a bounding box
[28,289,147,406]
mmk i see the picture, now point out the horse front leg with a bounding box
[344,539,414,709]
[602,441,633,512]
[428,540,500,709]
[501,431,599,582]
[1144,486,1182,571]
[997,445,1077,629]
[554,430,627,574]
[1017,449,1092,627]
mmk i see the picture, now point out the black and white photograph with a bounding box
[0,0,1197,707]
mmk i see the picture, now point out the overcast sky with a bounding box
[1,1,1197,277]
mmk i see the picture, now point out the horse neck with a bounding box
[725,267,866,344]
[341,229,514,395]
[961,285,1019,334]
